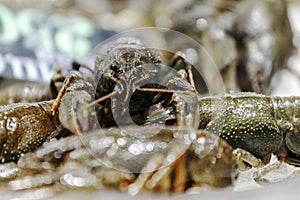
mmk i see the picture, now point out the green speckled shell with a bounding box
[198,93,286,158]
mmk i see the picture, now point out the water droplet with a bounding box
[210,157,217,164]
[146,143,154,152]
[117,138,127,146]
[120,129,127,136]
[167,154,175,163]
[6,117,17,132]
[197,137,205,144]
[128,143,144,155]
[196,18,208,30]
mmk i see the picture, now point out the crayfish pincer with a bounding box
[0,73,96,163]
[198,93,300,167]
[0,101,61,163]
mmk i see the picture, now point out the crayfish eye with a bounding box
[285,131,300,156]
[110,63,124,75]
[110,64,118,71]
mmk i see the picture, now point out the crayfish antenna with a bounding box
[87,91,117,107]
[186,64,196,91]
[51,74,77,116]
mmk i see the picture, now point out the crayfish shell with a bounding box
[187,130,236,189]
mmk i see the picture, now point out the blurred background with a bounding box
[1,0,300,95]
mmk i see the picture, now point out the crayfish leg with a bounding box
[232,148,263,170]
[127,154,165,195]
[167,51,197,91]
[49,68,66,98]
[253,160,283,182]
[232,148,287,183]
[51,74,77,116]
[172,154,187,193]
[128,139,191,194]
